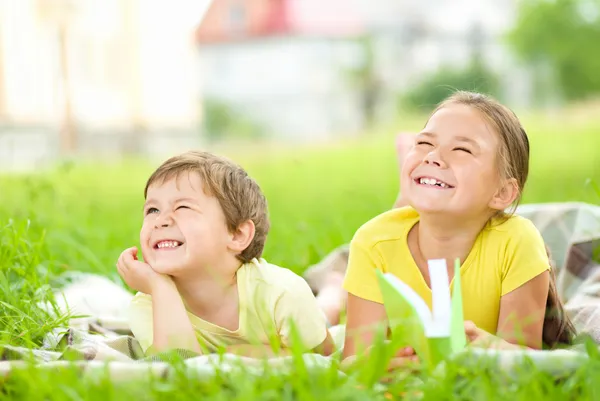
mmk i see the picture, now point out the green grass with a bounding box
[0,112,599,399]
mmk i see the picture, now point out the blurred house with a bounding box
[0,0,211,171]
[195,0,370,142]
[196,0,532,141]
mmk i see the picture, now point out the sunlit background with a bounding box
[1,0,598,171]
[0,3,599,398]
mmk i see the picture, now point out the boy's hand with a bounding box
[117,247,169,294]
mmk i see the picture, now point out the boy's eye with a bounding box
[146,207,159,215]
[454,147,472,154]
[176,205,190,210]
[416,141,433,146]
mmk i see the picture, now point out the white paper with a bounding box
[428,259,451,338]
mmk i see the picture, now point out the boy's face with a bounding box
[140,172,234,276]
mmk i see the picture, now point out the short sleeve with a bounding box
[274,279,328,351]
[127,292,154,353]
[342,234,384,303]
[500,218,551,296]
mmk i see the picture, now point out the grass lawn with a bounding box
[0,111,599,399]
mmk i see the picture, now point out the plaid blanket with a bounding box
[1,202,599,381]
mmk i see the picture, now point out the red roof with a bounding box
[196,0,364,44]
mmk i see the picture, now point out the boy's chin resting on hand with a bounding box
[117,246,171,295]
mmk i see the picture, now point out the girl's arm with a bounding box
[496,270,550,349]
[342,293,388,359]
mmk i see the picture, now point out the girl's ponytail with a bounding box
[542,245,577,348]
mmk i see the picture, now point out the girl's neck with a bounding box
[413,213,491,269]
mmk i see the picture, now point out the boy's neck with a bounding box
[414,213,491,268]
[172,257,243,318]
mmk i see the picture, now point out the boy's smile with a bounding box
[154,239,184,250]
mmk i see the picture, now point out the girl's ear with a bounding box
[489,177,519,211]
[229,219,255,255]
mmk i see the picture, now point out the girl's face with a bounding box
[401,104,510,219]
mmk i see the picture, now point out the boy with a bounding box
[117,150,334,357]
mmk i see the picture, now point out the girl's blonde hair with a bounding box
[432,91,576,348]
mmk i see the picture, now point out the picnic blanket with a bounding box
[0,272,336,381]
[1,202,600,382]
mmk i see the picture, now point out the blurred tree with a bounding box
[202,99,264,142]
[507,0,600,101]
[343,34,382,130]
[400,24,500,112]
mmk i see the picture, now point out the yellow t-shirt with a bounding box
[343,206,550,335]
[128,258,328,354]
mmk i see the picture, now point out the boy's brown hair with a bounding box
[433,91,576,348]
[144,150,270,263]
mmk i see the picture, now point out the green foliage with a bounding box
[506,0,600,100]
[0,220,67,347]
[400,59,500,112]
[203,99,266,142]
[0,112,598,397]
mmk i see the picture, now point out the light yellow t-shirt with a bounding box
[343,206,551,335]
[128,258,328,354]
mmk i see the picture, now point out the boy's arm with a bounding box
[118,247,201,355]
[275,280,334,356]
[149,277,201,354]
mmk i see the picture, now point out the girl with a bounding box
[341,91,575,361]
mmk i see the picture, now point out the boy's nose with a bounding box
[154,213,174,228]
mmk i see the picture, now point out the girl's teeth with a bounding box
[419,178,448,188]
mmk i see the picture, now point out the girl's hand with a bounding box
[116,247,169,294]
[341,344,419,372]
[464,320,518,350]
[387,346,419,371]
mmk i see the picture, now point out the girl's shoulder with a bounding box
[486,213,542,238]
[482,213,546,256]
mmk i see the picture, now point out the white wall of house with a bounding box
[198,36,366,141]
[197,0,534,141]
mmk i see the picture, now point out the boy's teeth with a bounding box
[157,241,180,249]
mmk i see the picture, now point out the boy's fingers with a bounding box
[116,263,125,278]
[122,247,138,264]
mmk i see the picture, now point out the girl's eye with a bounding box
[146,207,159,215]
[454,147,472,154]
[176,205,190,211]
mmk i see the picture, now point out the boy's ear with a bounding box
[229,220,255,254]
[489,177,519,211]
